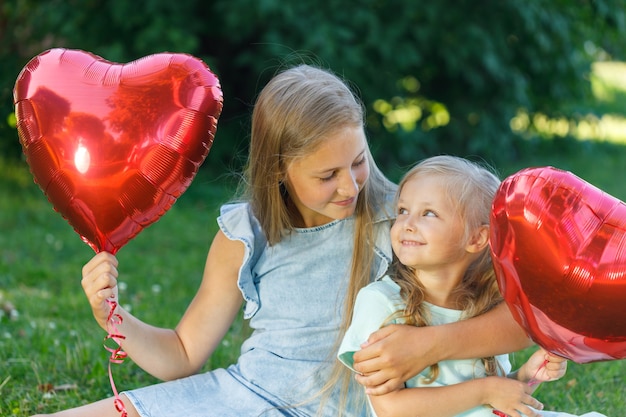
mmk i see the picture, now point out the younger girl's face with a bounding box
[391,174,469,272]
[284,126,370,228]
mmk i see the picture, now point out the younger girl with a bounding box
[338,155,606,417]
[35,68,530,417]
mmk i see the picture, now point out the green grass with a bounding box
[2,145,626,416]
[3,61,626,416]
[0,159,247,416]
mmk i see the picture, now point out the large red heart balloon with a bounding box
[490,166,626,363]
[14,48,223,254]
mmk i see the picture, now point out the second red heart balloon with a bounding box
[490,166,626,363]
[14,48,223,254]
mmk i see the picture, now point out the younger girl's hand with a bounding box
[521,348,568,384]
[485,376,544,417]
[81,251,120,330]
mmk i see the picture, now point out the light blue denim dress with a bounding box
[125,202,393,417]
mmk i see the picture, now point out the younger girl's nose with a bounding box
[402,215,417,232]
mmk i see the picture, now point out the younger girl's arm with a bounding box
[353,303,533,395]
[81,230,245,381]
[369,375,544,417]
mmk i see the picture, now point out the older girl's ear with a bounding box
[466,225,490,254]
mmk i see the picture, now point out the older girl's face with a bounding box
[283,126,370,228]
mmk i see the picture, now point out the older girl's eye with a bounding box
[320,172,336,182]
[397,207,408,215]
[353,156,366,167]
[423,210,437,217]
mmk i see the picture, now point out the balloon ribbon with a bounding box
[105,298,128,417]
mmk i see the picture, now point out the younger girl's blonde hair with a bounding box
[392,155,503,381]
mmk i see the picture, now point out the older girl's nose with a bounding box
[337,171,359,197]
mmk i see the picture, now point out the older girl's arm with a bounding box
[81,231,244,381]
[352,303,532,395]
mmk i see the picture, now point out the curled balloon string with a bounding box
[105,298,128,417]
[492,358,549,416]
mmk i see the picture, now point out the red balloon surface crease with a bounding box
[14,48,223,254]
[490,166,626,363]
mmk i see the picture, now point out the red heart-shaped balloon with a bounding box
[491,166,626,363]
[14,48,223,254]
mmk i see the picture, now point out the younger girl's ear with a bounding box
[466,225,490,254]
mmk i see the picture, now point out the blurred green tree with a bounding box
[2,0,625,177]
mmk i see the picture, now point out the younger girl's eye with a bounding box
[397,207,408,215]
[423,210,437,217]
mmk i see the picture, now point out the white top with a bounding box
[338,276,512,417]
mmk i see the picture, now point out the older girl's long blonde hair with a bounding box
[392,155,503,382]
[238,64,396,415]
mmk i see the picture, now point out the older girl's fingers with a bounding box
[81,255,120,313]
[82,255,118,286]
[84,270,118,298]
[82,251,118,278]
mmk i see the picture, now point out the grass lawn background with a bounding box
[3,62,626,415]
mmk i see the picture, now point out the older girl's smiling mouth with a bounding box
[333,197,356,207]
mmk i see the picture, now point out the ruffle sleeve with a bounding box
[217,203,267,319]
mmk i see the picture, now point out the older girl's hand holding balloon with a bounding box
[81,252,120,331]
